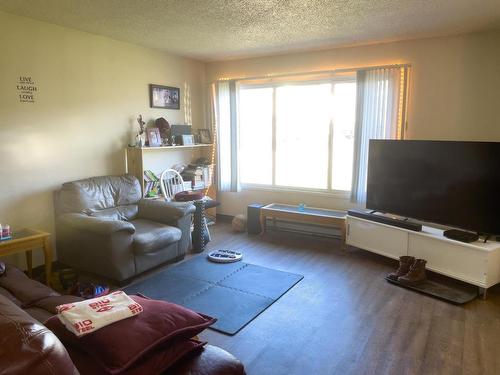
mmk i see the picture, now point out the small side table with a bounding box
[0,229,52,285]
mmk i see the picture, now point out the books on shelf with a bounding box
[181,164,214,190]
[202,164,214,188]
[143,170,160,197]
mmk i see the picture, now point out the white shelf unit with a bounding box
[346,215,500,290]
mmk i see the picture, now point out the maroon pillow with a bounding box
[45,295,215,374]
[67,338,205,375]
[174,190,205,201]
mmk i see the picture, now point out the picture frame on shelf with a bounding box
[149,84,180,109]
[146,127,162,147]
[198,129,212,144]
[181,134,195,145]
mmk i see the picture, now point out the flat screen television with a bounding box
[367,140,500,235]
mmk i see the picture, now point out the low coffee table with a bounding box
[259,204,347,247]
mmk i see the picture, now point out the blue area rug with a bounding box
[124,255,303,335]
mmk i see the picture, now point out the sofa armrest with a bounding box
[0,295,79,375]
[138,199,195,225]
[57,213,136,235]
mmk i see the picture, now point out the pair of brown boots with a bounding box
[387,256,427,285]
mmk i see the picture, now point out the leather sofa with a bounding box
[54,175,195,282]
[0,264,245,374]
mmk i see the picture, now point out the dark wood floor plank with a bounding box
[194,223,500,375]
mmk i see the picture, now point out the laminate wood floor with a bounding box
[196,222,500,375]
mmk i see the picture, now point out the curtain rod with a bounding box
[214,63,411,82]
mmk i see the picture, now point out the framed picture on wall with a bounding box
[147,127,162,147]
[149,84,180,109]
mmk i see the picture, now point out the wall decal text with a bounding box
[17,76,37,103]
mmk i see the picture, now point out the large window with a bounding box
[238,78,357,192]
[238,87,273,185]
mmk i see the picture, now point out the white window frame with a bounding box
[238,76,356,197]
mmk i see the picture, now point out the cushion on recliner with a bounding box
[0,266,59,307]
[132,219,182,254]
[58,175,142,214]
[0,287,21,307]
[84,205,139,221]
[24,306,53,323]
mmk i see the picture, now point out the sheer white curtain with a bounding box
[351,67,405,203]
[211,80,240,192]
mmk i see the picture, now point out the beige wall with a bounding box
[0,11,206,267]
[206,30,500,216]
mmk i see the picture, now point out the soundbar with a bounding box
[347,209,422,232]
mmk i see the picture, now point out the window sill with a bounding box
[240,184,351,199]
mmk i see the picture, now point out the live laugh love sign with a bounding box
[17,76,37,103]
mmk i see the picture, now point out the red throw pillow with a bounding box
[45,295,216,374]
[67,338,205,375]
[174,190,205,201]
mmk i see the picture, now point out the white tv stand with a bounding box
[346,215,500,296]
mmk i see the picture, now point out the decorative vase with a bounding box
[135,133,145,147]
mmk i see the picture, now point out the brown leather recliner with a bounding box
[54,175,195,282]
[0,265,245,375]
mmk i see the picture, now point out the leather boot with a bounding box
[398,259,427,285]
[387,256,415,281]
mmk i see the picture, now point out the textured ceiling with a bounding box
[1,0,499,61]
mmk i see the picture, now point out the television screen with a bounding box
[367,140,500,234]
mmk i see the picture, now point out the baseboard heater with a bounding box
[347,209,422,232]
[264,218,342,239]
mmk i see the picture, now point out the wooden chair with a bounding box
[159,169,185,202]
[159,168,212,241]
